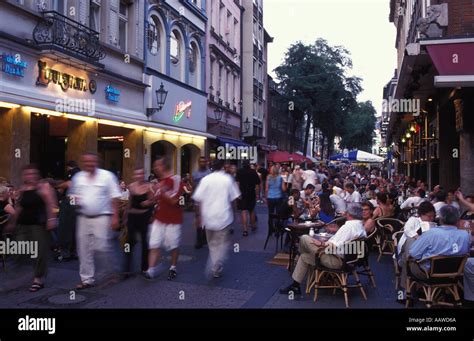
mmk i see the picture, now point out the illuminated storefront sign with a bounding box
[105,85,120,102]
[1,53,27,77]
[173,101,192,122]
[36,60,97,93]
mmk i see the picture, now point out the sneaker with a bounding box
[279,284,301,295]
[142,271,155,280]
[167,268,177,280]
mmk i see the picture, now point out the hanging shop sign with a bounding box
[173,101,192,123]
[1,53,27,77]
[36,60,97,93]
[105,85,120,103]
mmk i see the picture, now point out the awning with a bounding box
[421,38,474,87]
[217,137,249,147]
[330,150,384,163]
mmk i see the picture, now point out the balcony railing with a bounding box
[33,11,106,62]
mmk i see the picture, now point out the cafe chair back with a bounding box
[406,254,468,308]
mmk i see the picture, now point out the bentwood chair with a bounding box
[307,239,369,308]
[374,218,404,262]
[406,255,468,308]
[391,230,404,290]
[264,213,285,252]
[0,214,10,272]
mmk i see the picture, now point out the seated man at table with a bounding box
[405,205,470,283]
[299,184,319,220]
[463,258,474,307]
[279,203,367,295]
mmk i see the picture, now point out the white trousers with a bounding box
[76,215,115,284]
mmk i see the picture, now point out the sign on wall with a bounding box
[105,85,120,103]
[36,60,97,93]
[1,53,27,77]
[173,101,192,123]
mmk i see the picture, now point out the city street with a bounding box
[0,204,401,309]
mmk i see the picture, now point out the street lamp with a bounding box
[243,117,251,134]
[146,82,168,117]
[214,105,224,121]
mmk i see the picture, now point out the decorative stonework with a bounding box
[417,4,448,39]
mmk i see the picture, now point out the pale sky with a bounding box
[264,0,397,116]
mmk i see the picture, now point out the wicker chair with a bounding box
[391,230,404,290]
[406,255,468,308]
[307,239,369,308]
[0,213,10,272]
[374,218,404,262]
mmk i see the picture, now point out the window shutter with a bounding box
[78,0,88,25]
[109,0,119,46]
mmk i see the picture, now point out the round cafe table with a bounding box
[285,220,325,272]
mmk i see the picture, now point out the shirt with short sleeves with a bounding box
[70,169,121,216]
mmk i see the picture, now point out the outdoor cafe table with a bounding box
[286,220,326,272]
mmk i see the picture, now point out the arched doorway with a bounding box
[181,144,200,177]
[150,140,177,174]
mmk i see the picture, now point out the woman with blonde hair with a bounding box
[265,165,287,218]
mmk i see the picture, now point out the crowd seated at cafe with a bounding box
[279,203,367,296]
[401,205,471,301]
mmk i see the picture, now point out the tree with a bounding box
[339,101,377,151]
[274,39,362,157]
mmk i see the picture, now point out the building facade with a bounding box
[0,0,148,185]
[241,0,272,163]
[267,75,303,154]
[144,0,211,178]
[205,0,245,161]
[386,0,474,192]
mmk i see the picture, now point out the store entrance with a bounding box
[30,113,66,179]
[180,144,200,177]
[150,140,177,175]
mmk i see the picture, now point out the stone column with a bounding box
[458,92,474,193]
[66,119,98,166]
[438,98,460,190]
[0,107,31,186]
[122,128,144,183]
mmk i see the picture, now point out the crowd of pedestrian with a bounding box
[1,155,473,307]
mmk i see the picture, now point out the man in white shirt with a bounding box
[343,183,361,204]
[400,189,426,210]
[280,203,367,295]
[69,152,122,289]
[302,166,317,189]
[330,192,347,215]
[433,190,447,218]
[192,160,241,278]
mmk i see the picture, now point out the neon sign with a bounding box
[1,54,27,77]
[105,85,120,102]
[173,101,192,122]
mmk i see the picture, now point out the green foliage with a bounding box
[274,39,374,156]
[339,101,377,151]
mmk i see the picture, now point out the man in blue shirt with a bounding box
[407,205,470,280]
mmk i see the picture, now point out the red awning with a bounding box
[268,151,291,163]
[423,39,474,76]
